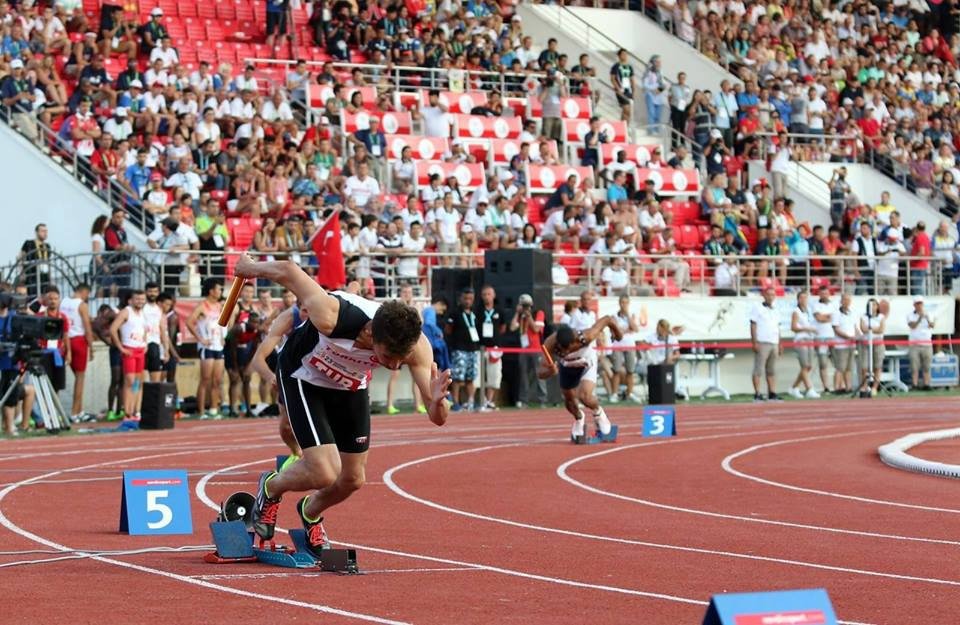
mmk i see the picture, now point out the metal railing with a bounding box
[0,250,947,303]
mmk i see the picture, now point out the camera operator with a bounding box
[509,293,547,408]
[705,129,729,177]
[0,294,35,436]
[37,285,71,393]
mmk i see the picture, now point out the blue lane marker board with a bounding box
[702,588,837,625]
[642,405,676,437]
[119,469,193,535]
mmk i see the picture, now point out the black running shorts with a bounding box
[276,363,371,454]
[146,343,163,373]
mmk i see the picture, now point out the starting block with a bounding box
[203,520,257,563]
[204,519,360,573]
[572,424,619,445]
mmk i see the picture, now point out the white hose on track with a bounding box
[877,427,960,478]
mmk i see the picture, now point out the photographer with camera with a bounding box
[538,67,568,144]
[509,293,547,408]
[0,294,36,436]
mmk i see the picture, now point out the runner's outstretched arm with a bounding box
[407,335,451,426]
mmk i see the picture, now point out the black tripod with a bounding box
[0,353,70,433]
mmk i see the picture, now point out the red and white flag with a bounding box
[309,212,345,290]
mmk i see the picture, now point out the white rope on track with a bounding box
[877,427,960,478]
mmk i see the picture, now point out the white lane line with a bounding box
[191,567,483,580]
[556,431,960,546]
[0,449,411,625]
[721,430,960,514]
[381,441,960,590]
[195,457,708,609]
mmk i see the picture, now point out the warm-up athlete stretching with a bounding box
[234,254,451,556]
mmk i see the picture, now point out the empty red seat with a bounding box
[677,225,699,251]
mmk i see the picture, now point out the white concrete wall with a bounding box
[0,122,147,256]
[561,6,739,91]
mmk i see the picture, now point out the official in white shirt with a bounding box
[830,292,857,393]
[811,286,836,392]
[749,286,781,401]
[857,298,886,396]
[789,289,820,399]
[907,297,936,388]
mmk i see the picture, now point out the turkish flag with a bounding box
[310,212,345,290]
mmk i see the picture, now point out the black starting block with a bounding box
[572,424,619,445]
[204,519,360,574]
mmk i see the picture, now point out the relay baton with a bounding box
[218,276,246,326]
[540,344,554,367]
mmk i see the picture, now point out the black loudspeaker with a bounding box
[484,249,552,289]
[431,267,484,308]
[219,491,255,530]
[647,364,676,405]
[141,382,177,429]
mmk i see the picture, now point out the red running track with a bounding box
[0,398,958,625]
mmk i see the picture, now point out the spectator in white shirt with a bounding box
[235,115,266,141]
[165,157,203,203]
[343,162,381,208]
[189,61,217,95]
[103,107,133,141]
[232,65,260,92]
[260,91,293,122]
[714,255,740,295]
[392,145,416,193]
[149,36,179,68]
[413,89,450,138]
[806,87,827,137]
[638,200,666,235]
[907,297,936,389]
[229,90,257,125]
[398,221,426,283]
[750,287,782,401]
[857,298,886,396]
[601,256,630,293]
[195,107,221,145]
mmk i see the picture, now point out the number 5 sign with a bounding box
[119,470,194,535]
[642,406,677,437]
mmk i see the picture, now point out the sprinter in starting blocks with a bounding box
[538,315,623,444]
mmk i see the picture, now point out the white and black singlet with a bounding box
[277,292,380,453]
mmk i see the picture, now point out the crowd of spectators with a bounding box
[0,0,959,299]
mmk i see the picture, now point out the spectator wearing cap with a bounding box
[103,106,133,141]
[139,7,167,52]
[142,170,170,218]
[1,59,38,141]
[907,297,936,390]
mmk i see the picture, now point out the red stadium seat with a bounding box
[654,278,680,297]
[677,225,699,251]
[759,277,786,296]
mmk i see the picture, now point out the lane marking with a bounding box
[382,441,960,591]
[722,431,960,514]
[0,449,412,625]
[557,429,960,546]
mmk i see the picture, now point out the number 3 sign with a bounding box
[119,470,194,535]
[642,406,677,437]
